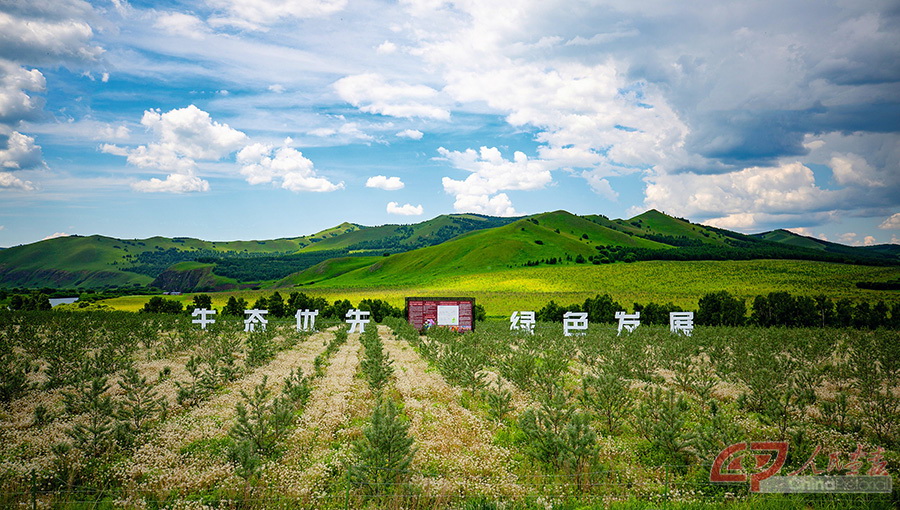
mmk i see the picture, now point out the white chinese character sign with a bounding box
[295,309,319,332]
[563,311,588,336]
[191,308,216,330]
[670,311,694,336]
[346,309,371,333]
[615,311,640,335]
[510,311,536,333]
[244,309,268,332]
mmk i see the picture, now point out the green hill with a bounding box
[753,229,900,263]
[275,256,383,286]
[297,214,517,253]
[308,211,670,288]
[2,209,898,291]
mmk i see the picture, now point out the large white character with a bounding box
[510,311,536,334]
[244,309,268,332]
[295,309,319,332]
[191,308,216,330]
[615,311,641,335]
[670,311,694,336]
[345,309,371,333]
[563,311,588,336]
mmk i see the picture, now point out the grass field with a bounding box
[1,312,896,508]
[100,259,900,316]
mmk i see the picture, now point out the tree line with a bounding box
[535,291,900,329]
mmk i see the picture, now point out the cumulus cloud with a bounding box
[0,10,103,65]
[830,153,886,188]
[392,0,900,232]
[643,162,835,231]
[386,201,423,215]
[0,61,46,125]
[0,129,44,170]
[107,105,247,193]
[879,213,900,230]
[366,175,404,190]
[208,0,347,30]
[0,171,36,191]
[138,105,247,162]
[334,73,450,120]
[396,129,423,140]
[237,140,343,192]
[439,146,550,215]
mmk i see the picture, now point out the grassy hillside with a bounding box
[103,259,900,316]
[275,256,383,286]
[150,261,244,292]
[586,209,732,246]
[296,214,518,253]
[3,209,898,291]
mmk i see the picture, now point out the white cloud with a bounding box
[108,105,247,193]
[308,121,374,142]
[439,146,551,216]
[154,12,209,39]
[237,141,343,192]
[138,105,247,164]
[0,11,103,64]
[132,172,210,193]
[396,129,423,140]
[0,171,36,191]
[0,129,44,170]
[208,0,348,30]
[366,175,404,190]
[334,73,450,120]
[830,153,885,188]
[99,143,130,157]
[386,201,423,215]
[864,235,876,246]
[0,61,46,124]
[376,41,398,54]
[879,213,900,230]
[644,162,835,231]
[268,84,285,93]
[42,232,70,241]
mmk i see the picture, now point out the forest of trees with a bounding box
[536,291,900,330]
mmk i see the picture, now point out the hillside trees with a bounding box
[696,291,746,326]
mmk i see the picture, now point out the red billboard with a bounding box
[406,297,476,332]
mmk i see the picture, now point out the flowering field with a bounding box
[0,311,897,509]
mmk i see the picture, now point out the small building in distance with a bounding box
[406,297,476,332]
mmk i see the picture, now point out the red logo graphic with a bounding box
[711,442,789,492]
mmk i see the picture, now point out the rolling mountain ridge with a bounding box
[1,210,897,291]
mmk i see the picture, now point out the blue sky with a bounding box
[1,0,898,247]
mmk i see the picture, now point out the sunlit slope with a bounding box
[296,214,517,253]
[275,256,383,286]
[756,229,827,250]
[525,210,668,248]
[586,209,733,246]
[0,230,329,288]
[313,212,671,287]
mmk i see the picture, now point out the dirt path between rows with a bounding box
[118,330,333,497]
[380,326,526,501]
[265,331,372,504]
